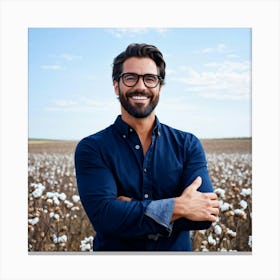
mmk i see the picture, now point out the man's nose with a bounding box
[134,76,147,90]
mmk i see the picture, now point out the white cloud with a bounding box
[51,99,78,107]
[193,43,241,59]
[165,68,176,75]
[45,97,119,113]
[194,43,228,54]
[108,28,148,38]
[108,28,168,38]
[171,61,251,100]
[158,95,196,112]
[40,64,62,70]
[40,54,82,71]
[49,53,82,61]
[226,53,240,59]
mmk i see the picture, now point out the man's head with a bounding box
[112,43,166,119]
[112,43,166,83]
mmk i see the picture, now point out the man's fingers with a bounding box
[208,192,219,200]
[209,215,218,222]
[211,207,220,216]
[117,196,132,202]
[189,176,202,191]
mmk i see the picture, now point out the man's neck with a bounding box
[121,110,155,140]
[123,113,154,156]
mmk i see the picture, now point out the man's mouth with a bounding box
[126,91,152,101]
[130,95,149,100]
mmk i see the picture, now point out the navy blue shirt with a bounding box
[75,115,214,251]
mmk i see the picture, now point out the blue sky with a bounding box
[28,28,251,140]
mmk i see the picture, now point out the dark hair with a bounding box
[112,43,166,85]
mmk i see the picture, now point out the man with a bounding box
[75,43,219,251]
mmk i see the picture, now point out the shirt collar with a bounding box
[114,115,161,137]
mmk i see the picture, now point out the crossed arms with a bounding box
[75,137,219,240]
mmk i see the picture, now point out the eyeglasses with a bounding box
[118,72,162,88]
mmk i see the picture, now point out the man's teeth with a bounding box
[131,96,148,100]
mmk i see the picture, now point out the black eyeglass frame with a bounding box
[118,72,163,88]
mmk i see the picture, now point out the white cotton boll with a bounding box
[240,188,252,197]
[46,192,54,198]
[214,188,225,198]
[87,236,94,242]
[72,195,80,203]
[226,229,237,238]
[54,214,60,220]
[53,234,67,243]
[239,200,248,209]
[59,193,66,201]
[58,235,67,243]
[79,236,94,251]
[207,234,216,245]
[53,234,58,243]
[220,202,231,212]
[28,217,39,225]
[64,200,74,208]
[80,242,91,251]
[234,209,246,218]
[32,189,41,198]
[214,225,222,235]
[49,212,54,218]
[31,183,45,198]
[53,196,60,205]
[84,244,91,251]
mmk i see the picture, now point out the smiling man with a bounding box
[74,43,219,251]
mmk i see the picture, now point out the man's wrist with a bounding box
[171,197,185,222]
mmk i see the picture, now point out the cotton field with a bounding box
[28,140,252,252]
[28,153,94,252]
[191,153,252,252]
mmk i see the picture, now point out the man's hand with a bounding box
[172,176,219,222]
[117,196,132,202]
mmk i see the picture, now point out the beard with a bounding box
[118,89,159,118]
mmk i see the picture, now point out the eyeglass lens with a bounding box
[121,73,160,88]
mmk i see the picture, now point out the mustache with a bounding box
[126,91,153,98]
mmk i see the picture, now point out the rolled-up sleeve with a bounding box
[145,198,174,234]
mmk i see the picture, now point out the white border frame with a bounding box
[1,1,279,279]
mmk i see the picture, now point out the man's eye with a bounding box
[145,75,157,83]
[125,74,137,81]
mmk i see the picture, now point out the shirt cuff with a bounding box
[144,198,174,235]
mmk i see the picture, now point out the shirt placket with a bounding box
[142,134,156,201]
[126,128,156,201]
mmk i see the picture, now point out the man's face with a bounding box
[114,57,162,118]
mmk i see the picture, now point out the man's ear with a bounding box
[113,81,119,97]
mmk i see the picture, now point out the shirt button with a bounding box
[129,128,133,132]
[143,168,147,173]
[122,134,126,138]
[135,144,140,150]
[144,194,149,199]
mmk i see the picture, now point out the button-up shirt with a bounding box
[74,115,214,251]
